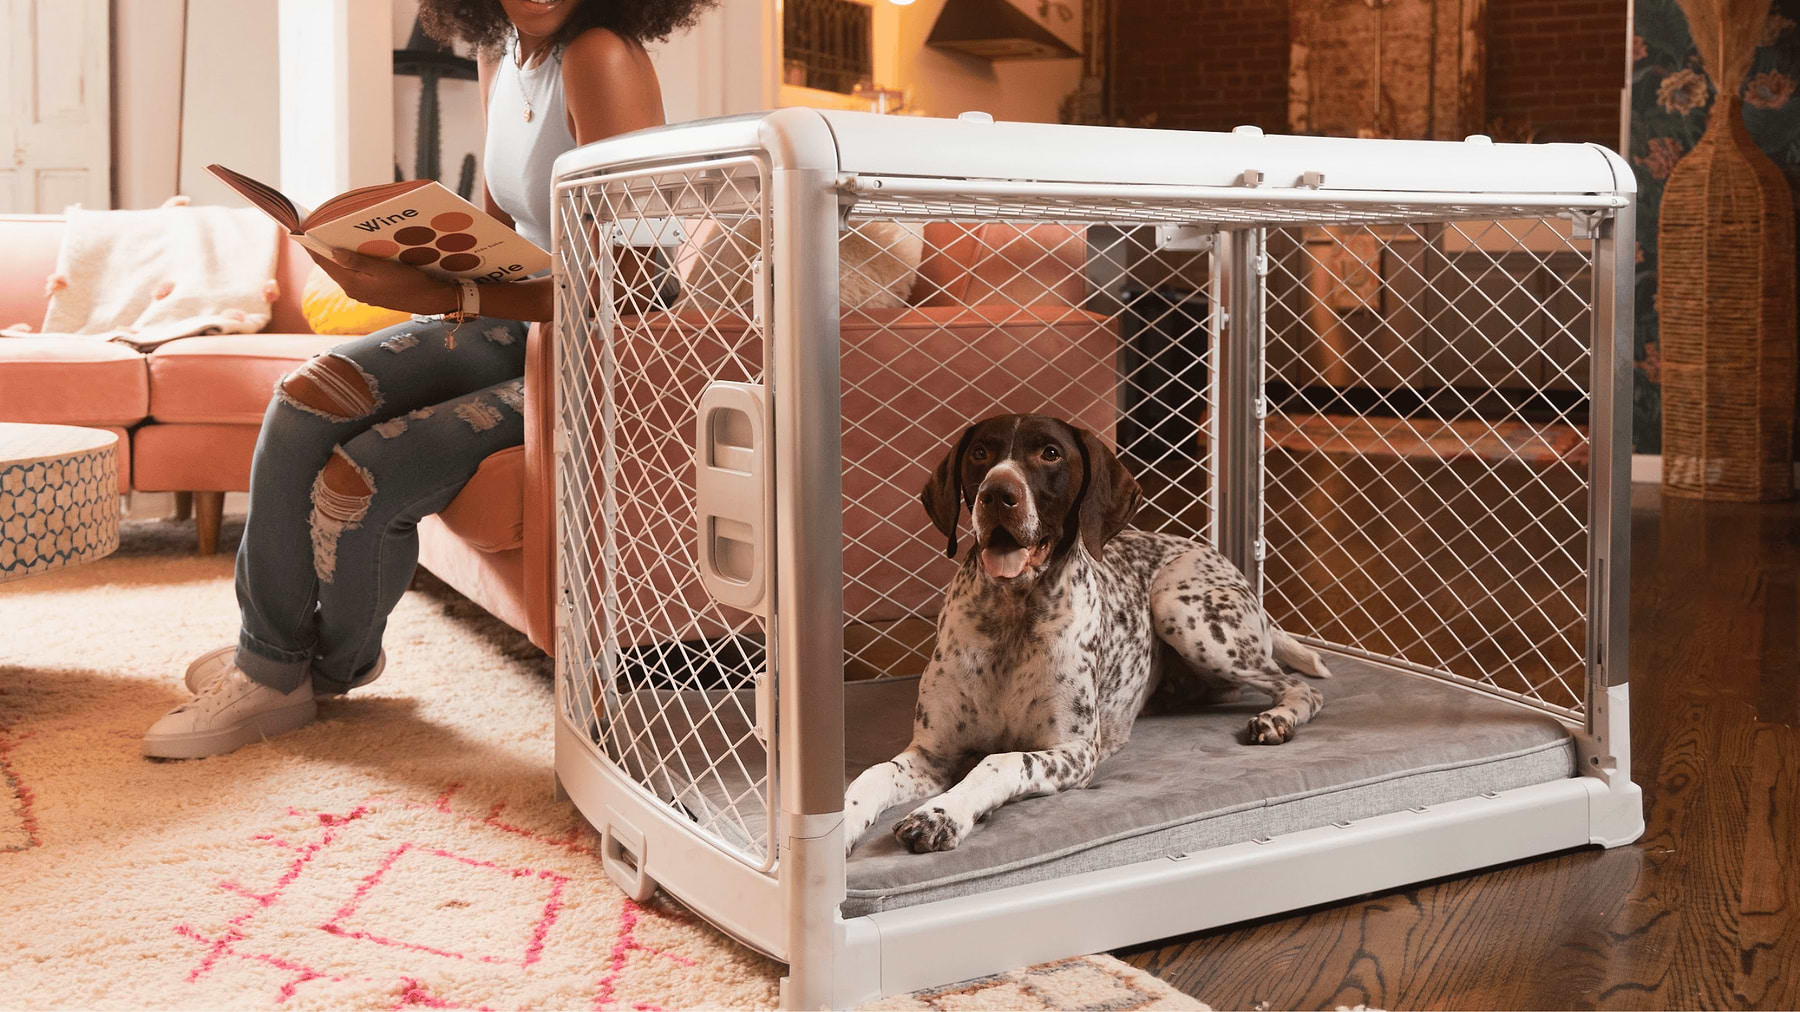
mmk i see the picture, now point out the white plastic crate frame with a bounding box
[550,110,1644,1008]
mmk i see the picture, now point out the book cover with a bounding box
[303,184,550,284]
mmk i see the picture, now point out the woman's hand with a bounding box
[309,249,458,316]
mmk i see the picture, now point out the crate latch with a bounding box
[601,808,657,902]
[694,381,769,617]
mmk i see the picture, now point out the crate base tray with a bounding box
[593,652,1575,916]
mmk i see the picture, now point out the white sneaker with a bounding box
[184,646,385,695]
[143,667,317,759]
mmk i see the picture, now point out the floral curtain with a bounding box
[1629,0,1800,452]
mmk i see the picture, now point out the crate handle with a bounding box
[601,808,657,902]
[694,381,768,616]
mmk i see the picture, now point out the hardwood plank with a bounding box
[1120,493,1800,1009]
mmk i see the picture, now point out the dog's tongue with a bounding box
[981,545,1033,580]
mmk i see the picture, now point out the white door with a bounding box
[1,0,112,212]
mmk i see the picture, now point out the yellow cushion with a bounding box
[300,265,413,336]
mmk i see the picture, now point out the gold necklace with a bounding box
[514,38,538,122]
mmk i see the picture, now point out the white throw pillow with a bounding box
[673,218,923,317]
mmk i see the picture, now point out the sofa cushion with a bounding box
[915,223,1088,309]
[0,337,149,426]
[147,333,340,424]
[436,444,525,552]
[131,423,258,492]
[417,514,531,633]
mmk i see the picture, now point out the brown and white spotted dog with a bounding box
[844,413,1332,855]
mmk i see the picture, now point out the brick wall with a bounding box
[1108,0,1290,133]
[1488,2,1629,144]
[1109,1,1626,145]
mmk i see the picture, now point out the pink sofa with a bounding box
[0,214,1113,666]
[0,213,547,651]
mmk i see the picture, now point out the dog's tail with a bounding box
[1272,629,1332,678]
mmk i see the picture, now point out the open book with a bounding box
[207,165,550,284]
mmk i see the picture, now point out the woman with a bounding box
[143,0,709,758]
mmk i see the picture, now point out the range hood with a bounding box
[927,0,1081,61]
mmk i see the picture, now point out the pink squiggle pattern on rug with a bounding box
[373,781,600,858]
[592,899,696,1012]
[173,787,670,1008]
[0,729,42,851]
[320,841,569,968]
[175,802,375,1000]
[392,977,495,1011]
[175,923,345,1001]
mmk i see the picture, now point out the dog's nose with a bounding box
[978,475,1024,512]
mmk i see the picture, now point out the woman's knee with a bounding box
[276,353,383,424]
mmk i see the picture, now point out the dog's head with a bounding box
[920,414,1142,585]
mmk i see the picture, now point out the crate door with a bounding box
[555,157,778,868]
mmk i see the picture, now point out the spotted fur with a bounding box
[844,415,1331,855]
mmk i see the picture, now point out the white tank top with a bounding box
[483,31,578,251]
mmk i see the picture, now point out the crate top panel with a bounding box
[553,109,1632,228]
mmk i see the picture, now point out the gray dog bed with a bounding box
[603,652,1575,917]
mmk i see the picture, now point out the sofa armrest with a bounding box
[522,320,557,657]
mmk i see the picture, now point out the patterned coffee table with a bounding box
[0,423,121,581]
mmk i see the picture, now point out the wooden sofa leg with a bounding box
[172,491,193,521]
[194,492,224,555]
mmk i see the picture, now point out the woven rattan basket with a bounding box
[1658,93,1799,499]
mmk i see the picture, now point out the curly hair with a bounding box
[417,0,714,53]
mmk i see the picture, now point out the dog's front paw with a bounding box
[893,806,968,853]
[1247,712,1294,745]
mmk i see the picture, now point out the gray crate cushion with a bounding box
[604,654,1575,916]
[840,654,1574,915]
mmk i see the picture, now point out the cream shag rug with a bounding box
[0,519,1207,1011]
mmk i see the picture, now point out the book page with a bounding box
[206,164,303,232]
[301,179,435,231]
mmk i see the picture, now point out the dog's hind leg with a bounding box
[1149,555,1323,744]
[1159,624,1324,744]
[1272,628,1332,678]
[844,745,958,856]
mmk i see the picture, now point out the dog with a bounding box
[844,413,1331,855]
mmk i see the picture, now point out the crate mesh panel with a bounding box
[555,158,776,867]
[1259,219,1594,716]
[836,217,1214,679]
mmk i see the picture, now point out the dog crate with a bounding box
[549,110,1643,1008]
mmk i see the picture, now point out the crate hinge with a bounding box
[835,177,860,232]
[1154,224,1215,252]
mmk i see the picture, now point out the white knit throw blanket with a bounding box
[1,205,282,351]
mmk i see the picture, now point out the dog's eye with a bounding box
[970,445,988,461]
[1041,445,1061,461]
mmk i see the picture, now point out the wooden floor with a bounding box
[1120,486,1800,1010]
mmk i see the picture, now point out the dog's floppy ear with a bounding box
[1072,427,1141,557]
[920,424,977,558]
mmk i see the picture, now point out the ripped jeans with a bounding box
[232,315,530,693]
